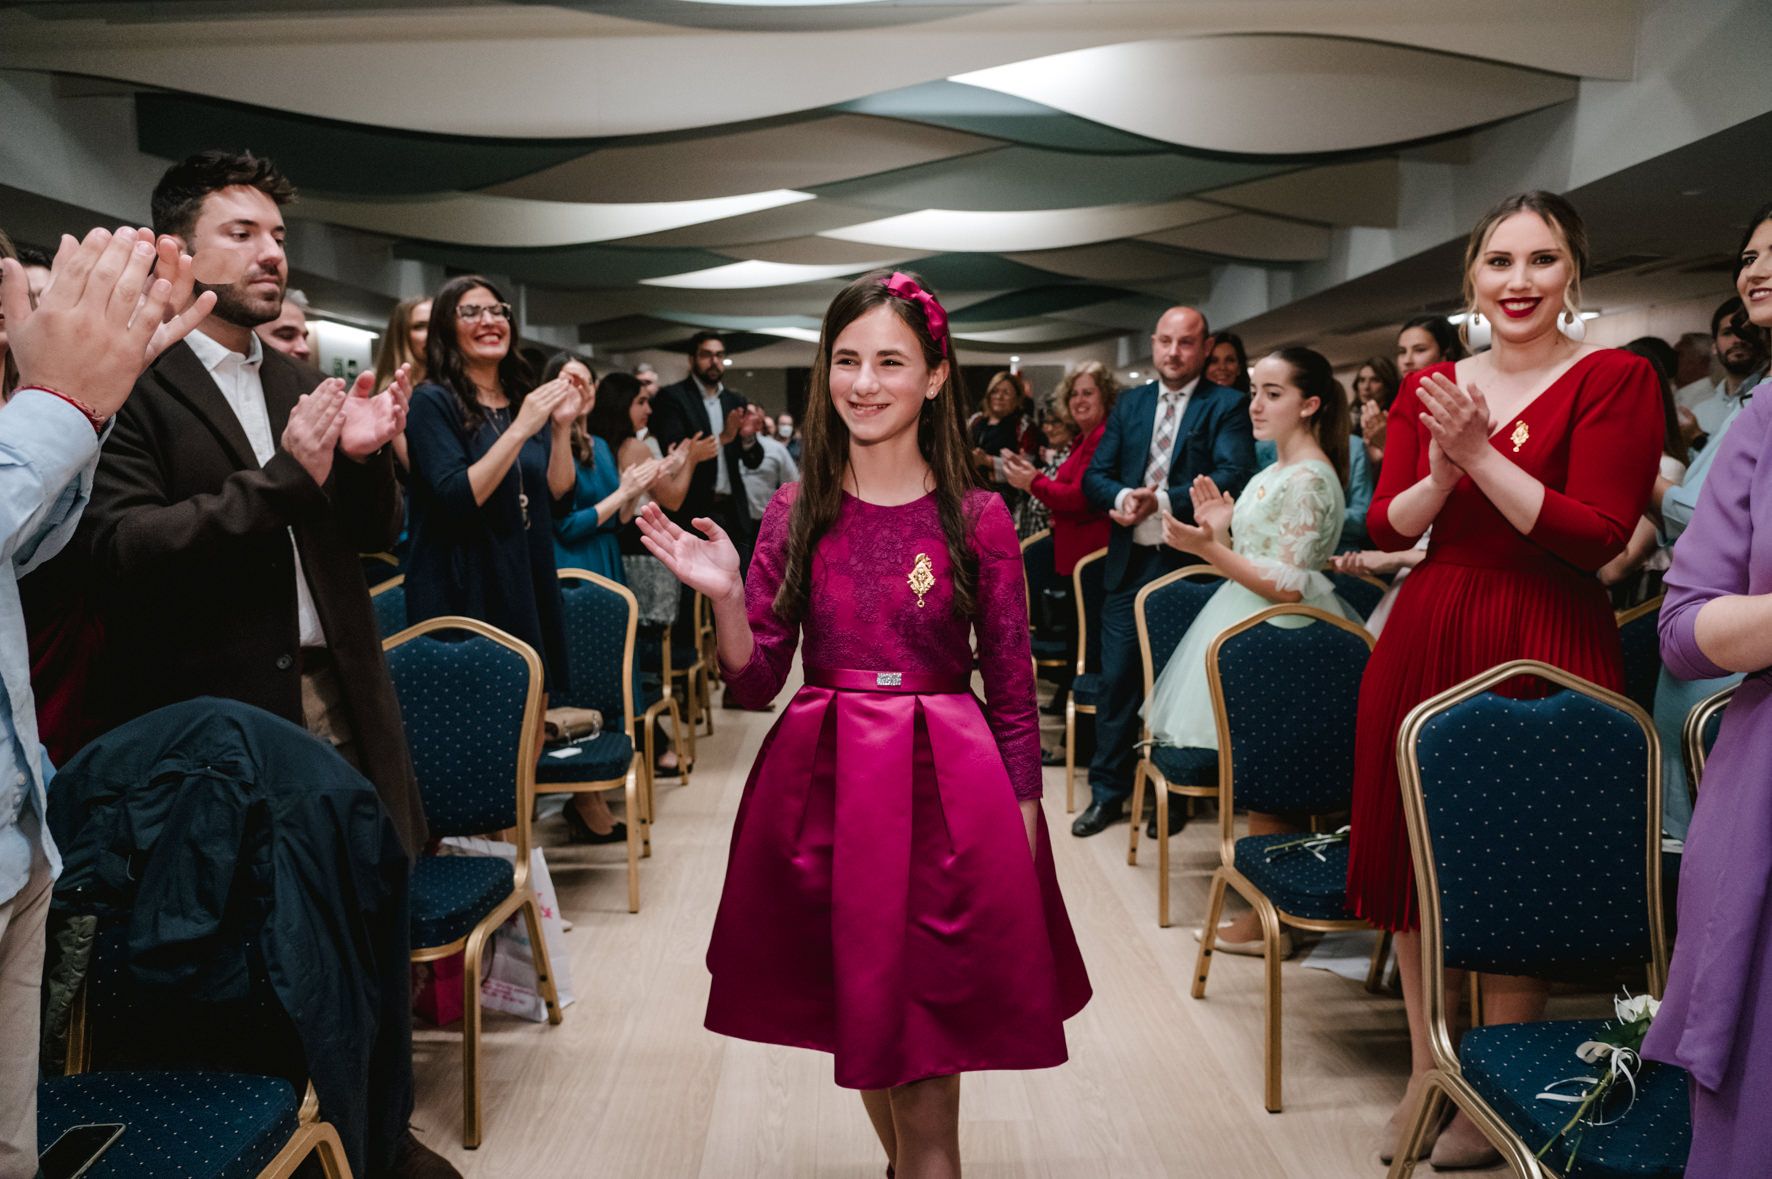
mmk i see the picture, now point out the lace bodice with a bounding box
[721,485,1044,798]
[1229,459,1346,593]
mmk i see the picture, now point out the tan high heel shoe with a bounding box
[1379,1077,1449,1166]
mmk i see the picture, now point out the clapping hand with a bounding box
[1162,476,1232,554]
[619,457,663,498]
[515,377,576,435]
[1000,450,1037,491]
[338,363,411,459]
[720,407,744,446]
[1360,399,1386,448]
[635,501,742,604]
[1190,475,1234,534]
[662,438,692,476]
[282,379,349,486]
[2,227,217,418]
[687,431,721,465]
[1416,371,1492,470]
[1109,486,1157,527]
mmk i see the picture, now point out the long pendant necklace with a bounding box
[483,404,531,529]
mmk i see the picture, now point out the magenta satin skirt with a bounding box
[704,669,1092,1090]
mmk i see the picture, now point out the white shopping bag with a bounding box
[439,836,577,1020]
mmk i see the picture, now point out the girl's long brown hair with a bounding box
[774,269,982,621]
[373,295,430,393]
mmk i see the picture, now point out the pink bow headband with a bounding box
[880,272,949,356]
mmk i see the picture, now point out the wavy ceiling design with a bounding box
[0,0,1632,356]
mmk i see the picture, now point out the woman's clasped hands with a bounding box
[1415,371,1491,488]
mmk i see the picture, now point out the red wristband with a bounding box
[30,386,107,434]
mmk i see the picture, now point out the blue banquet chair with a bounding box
[1680,681,1734,805]
[1125,565,1222,918]
[1388,660,1689,1178]
[1021,529,1071,679]
[1062,546,1109,813]
[1326,568,1389,621]
[541,569,655,913]
[1189,605,1377,1112]
[383,616,564,1149]
[1614,595,1663,716]
[369,575,406,641]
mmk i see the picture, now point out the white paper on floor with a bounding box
[1302,929,1385,983]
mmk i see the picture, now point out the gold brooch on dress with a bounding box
[1509,421,1530,452]
[908,552,935,609]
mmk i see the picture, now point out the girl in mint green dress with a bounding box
[1144,348,1361,752]
[1144,347,1361,953]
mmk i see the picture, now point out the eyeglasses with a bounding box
[457,302,513,324]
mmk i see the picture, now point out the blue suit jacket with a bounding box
[1084,379,1257,590]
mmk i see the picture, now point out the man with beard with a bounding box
[72,152,456,1177]
[1678,296,1768,439]
[649,331,764,568]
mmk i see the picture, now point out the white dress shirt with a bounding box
[185,329,328,648]
[1114,376,1199,546]
[698,381,731,496]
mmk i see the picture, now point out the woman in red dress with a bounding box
[1347,191,1664,1167]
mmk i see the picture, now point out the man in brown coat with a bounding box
[75,152,453,1177]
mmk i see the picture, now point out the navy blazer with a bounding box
[649,377,763,532]
[1083,379,1257,590]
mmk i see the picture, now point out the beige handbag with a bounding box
[543,707,603,743]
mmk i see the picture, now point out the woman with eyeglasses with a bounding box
[404,275,580,700]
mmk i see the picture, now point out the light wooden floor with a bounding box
[411,667,1512,1178]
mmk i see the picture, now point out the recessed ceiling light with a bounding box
[1129,371,1142,380]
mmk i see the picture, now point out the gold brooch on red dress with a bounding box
[908,552,935,608]
[1510,420,1530,452]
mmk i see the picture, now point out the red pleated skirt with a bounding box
[1346,556,1624,932]
[704,682,1092,1089]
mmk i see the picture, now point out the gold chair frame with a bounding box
[1613,593,1663,630]
[1063,546,1109,814]
[385,615,564,1149]
[1125,564,1222,924]
[1388,659,1667,1179]
[63,986,354,1177]
[553,570,653,913]
[1681,681,1735,806]
[696,590,721,715]
[1020,529,1071,679]
[360,550,400,591]
[1188,605,1383,1113]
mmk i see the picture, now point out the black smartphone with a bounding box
[39,1123,125,1179]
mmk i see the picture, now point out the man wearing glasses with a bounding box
[649,330,764,571]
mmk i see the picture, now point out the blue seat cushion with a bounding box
[1459,1020,1690,1178]
[1148,744,1217,788]
[39,1070,299,1179]
[1030,636,1069,661]
[1071,673,1101,708]
[535,732,635,785]
[1232,833,1358,922]
[410,854,514,949]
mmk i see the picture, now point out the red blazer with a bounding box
[1031,422,1111,575]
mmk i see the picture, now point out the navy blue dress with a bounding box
[404,382,570,692]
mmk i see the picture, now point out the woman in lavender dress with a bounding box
[638,270,1089,1178]
[1642,203,1772,1176]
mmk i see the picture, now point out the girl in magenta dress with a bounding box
[639,270,1089,1176]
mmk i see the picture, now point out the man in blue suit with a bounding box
[1073,306,1256,836]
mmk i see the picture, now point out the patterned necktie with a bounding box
[1143,389,1183,488]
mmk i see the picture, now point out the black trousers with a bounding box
[1088,544,1179,807]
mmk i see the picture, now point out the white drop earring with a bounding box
[1465,312,1492,351]
[1559,309,1587,343]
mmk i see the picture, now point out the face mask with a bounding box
[777,424,793,439]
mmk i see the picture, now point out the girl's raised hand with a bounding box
[1189,475,1234,536]
[635,501,742,603]
[1161,511,1213,555]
